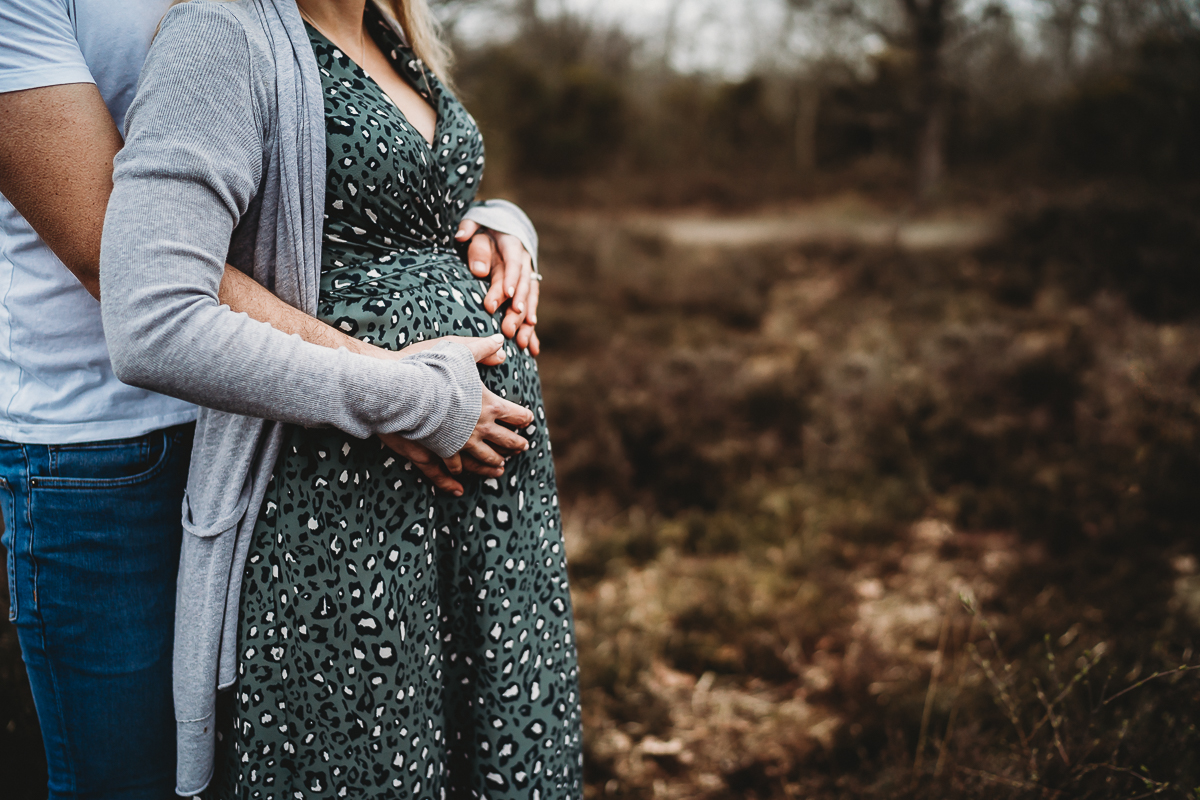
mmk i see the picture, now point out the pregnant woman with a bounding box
[99,0,582,798]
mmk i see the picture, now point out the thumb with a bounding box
[461,333,505,364]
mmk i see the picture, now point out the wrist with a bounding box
[349,337,401,360]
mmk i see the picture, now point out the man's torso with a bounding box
[0,0,197,444]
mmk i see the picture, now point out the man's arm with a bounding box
[0,85,289,310]
[0,84,543,350]
[0,84,119,299]
[0,86,426,361]
[215,263,379,355]
[0,82,525,488]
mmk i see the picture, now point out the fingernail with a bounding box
[515,302,524,313]
[472,261,487,273]
[506,285,515,297]
[491,333,504,342]
[530,314,537,324]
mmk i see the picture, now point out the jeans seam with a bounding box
[25,447,79,793]
[21,446,35,612]
[34,589,78,795]
[1,476,15,621]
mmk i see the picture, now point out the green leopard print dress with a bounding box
[203,9,583,800]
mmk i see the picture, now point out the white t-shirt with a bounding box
[0,0,197,444]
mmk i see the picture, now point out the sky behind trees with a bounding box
[453,0,1049,76]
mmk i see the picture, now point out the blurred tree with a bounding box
[451,1,635,180]
[902,0,953,199]
[1041,0,1090,77]
[795,79,820,180]
[789,0,961,199]
[440,0,1199,198]
[1037,0,1200,72]
[1028,0,1200,181]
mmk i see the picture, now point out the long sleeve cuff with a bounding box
[463,199,540,271]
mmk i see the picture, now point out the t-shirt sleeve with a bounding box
[0,0,94,94]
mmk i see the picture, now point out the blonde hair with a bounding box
[375,0,455,87]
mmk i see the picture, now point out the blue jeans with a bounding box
[0,424,192,800]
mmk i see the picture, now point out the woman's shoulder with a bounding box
[155,0,276,66]
[145,0,294,124]
[159,0,252,35]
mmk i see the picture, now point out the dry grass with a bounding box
[2,191,1199,798]
[533,189,1200,799]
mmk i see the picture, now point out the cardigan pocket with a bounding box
[181,480,253,539]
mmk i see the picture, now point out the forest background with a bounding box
[3,0,1200,797]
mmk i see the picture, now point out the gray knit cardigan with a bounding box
[99,0,538,792]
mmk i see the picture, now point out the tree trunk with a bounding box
[516,0,538,28]
[915,96,946,200]
[795,81,820,183]
[1046,0,1089,76]
[902,0,950,200]
[661,0,684,73]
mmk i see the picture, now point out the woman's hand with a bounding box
[456,220,541,356]
[391,333,508,366]
[374,333,533,496]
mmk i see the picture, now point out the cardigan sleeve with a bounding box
[100,2,481,458]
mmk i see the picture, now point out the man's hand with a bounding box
[451,384,533,477]
[455,219,541,356]
[378,333,533,496]
[376,433,501,497]
[403,336,533,476]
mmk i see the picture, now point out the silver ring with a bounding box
[530,273,544,282]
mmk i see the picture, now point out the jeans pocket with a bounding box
[36,429,175,489]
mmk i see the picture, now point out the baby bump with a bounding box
[317,253,543,410]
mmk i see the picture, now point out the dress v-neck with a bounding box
[304,15,440,148]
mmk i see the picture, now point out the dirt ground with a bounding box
[543,197,999,252]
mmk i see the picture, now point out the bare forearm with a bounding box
[217,263,384,357]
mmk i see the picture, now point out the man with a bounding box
[0,1,542,797]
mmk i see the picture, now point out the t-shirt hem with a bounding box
[0,65,96,95]
[0,409,200,445]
